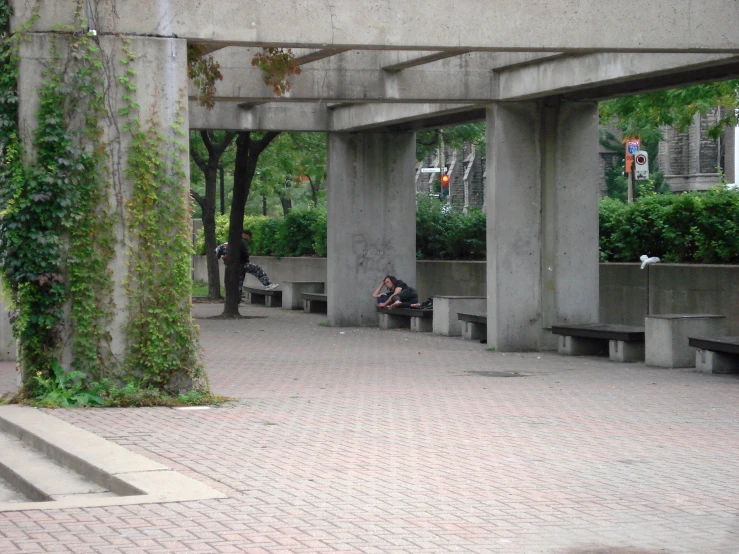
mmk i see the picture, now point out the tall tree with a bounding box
[222,131,280,316]
[190,131,236,298]
[600,80,739,143]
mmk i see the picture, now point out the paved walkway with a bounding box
[0,303,738,553]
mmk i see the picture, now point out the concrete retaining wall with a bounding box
[193,256,739,334]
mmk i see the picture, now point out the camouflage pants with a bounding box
[239,263,271,294]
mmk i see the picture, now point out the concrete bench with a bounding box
[688,336,739,374]
[302,292,328,314]
[457,313,487,341]
[646,314,726,368]
[377,307,433,332]
[433,296,486,336]
[281,281,324,310]
[244,286,282,308]
[551,323,645,362]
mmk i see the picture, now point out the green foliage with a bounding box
[123,95,204,389]
[273,207,324,257]
[599,186,739,264]
[416,123,486,162]
[19,374,227,408]
[187,45,223,110]
[0,7,115,392]
[195,208,328,257]
[600,81,739,142]
[416,197,485,260]
[251,48,301,96]
[32,361,103,408]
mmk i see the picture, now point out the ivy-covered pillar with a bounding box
[485,100,599,351]
[11,28,203,392]
[326,132,416,327]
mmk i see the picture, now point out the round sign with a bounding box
[635,153,647,165]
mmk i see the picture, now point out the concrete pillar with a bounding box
[18,35,191,368]
[327,132,416,327]
[485,101,599,351]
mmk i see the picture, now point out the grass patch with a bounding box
[486,346,496,351]
[193,279,221,297]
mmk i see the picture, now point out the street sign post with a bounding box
[625,137,641,173]
[634,150,649,180]
[625,137,641,204]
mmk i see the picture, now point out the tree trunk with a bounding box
[262,194,267,216]
[279,195,291,216]
[191,131,235,299]
[222,131,280,316]
[308,175,322,206]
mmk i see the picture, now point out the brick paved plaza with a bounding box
[0,303,738,553]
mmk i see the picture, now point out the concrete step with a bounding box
[0,431,114,501]
[0,476,29,504]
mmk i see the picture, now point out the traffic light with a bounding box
[440,173,450,188]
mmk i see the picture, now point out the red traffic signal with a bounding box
[440,173,450,188]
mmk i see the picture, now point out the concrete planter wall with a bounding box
[193,256,739,334]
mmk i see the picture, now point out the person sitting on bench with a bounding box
[373,275,419,310]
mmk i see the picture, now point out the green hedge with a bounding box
[194,207,327,257]
[599,187,739,263]
[195,188,739,263]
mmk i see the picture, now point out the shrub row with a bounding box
[195,188,739,263]
[195,206,327,258]
[599,187,739,264]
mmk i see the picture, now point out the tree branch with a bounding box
[190,189,205,209]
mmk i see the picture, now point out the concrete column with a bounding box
[327,132,416,327]
[485,101,599,351]
[18,35,190,366]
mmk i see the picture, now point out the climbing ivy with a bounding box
[0,2,204,399]
[120,43,204,390]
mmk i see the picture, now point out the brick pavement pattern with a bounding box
[0,303,738,553]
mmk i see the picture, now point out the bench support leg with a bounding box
[265,296,282,308]
[462,321,487,341]
[558,336,607,356]
[303,300,327,314]
[609,340,645,363]
[378,313,410,330]
[410,317,432,333]
[695,349,739,374]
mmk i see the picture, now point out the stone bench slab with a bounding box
[244,286,282,307]
[689,336,739,374]
[377,307,433,332]
[302,292,327,314]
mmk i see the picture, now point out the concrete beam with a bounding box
[381,51,473,73]
[188,101,484,132]
[14,0,739,53]
[198,48,496,104]
[331,103,482,132]
[195,48,738,106]
[498,53,739,101]
[189,102,330,131]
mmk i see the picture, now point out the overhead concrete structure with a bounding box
[11,0,739,351]
[14,0,739,53]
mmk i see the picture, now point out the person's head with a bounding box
[241,229,252,241]
[383,275,397,289]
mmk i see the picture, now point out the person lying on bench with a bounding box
[373,275,419,310]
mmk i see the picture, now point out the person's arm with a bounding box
[378,286,402,307]
[372,281,386,298]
